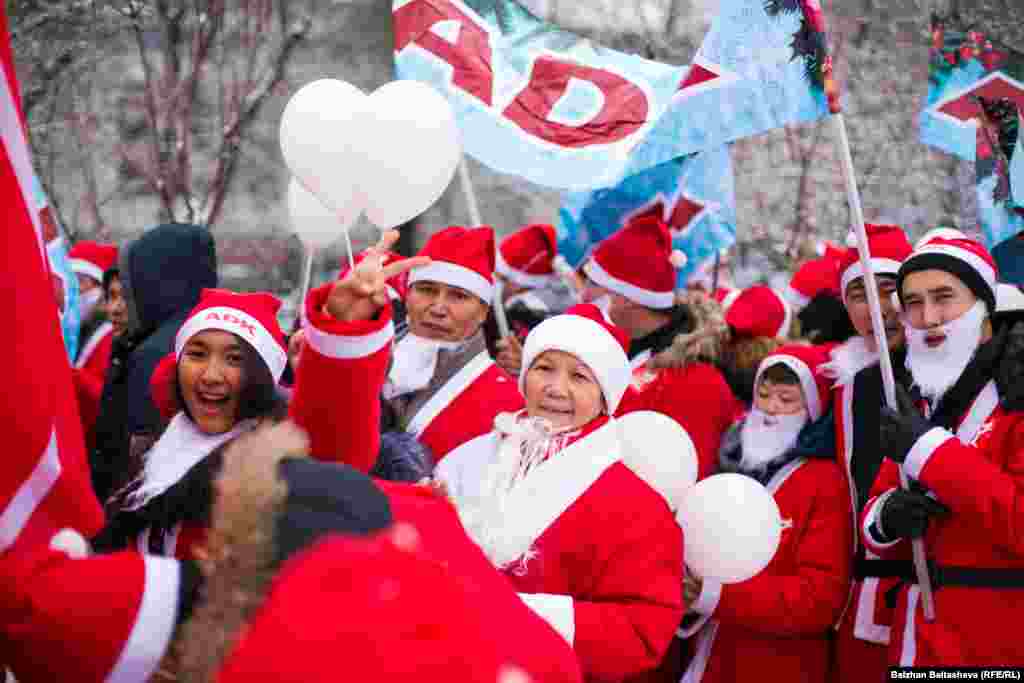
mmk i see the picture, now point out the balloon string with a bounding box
[299,244,316,306]
[343,229,356,272]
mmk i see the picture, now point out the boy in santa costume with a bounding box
[376,225,524,464]
[491,223,578,376]
[861,235,1024,667]
[680,344,852,683]
[436,304,684,682]
[821,223,914,683]
[581,213,741,480]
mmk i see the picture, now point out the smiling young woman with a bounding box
[95,289,290,560]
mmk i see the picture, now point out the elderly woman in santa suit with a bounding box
[434,304,685,683]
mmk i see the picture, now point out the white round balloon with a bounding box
[616,411,698,511]
[287,177,352,249]
[280,79,367,219]
[676,473,783,584]
[357,80,461,229]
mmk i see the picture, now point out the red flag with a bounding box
[0,7,102,555]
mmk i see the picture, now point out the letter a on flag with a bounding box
[0,7,103,556]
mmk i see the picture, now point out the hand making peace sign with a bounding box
[324,230,430,322]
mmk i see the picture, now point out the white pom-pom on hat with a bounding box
[50,528,90,559]
[669,250,688,268]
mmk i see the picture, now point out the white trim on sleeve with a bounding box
[903,427,954,481]
[862,489,901,550]
[105,556,180,683]
[518,593,575,645]
[303,318,394,360]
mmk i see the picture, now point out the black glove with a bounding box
[880,383,932,464]
[275,457,394,565]
[875,489,950,541]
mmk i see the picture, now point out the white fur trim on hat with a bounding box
[915,228,966,250]
[175,306,287,382]
[720,288,742,312]
[911,243,997,291]
[997,283,1024,314]
[408,261,494,304]
[755,354,822,422]
[519,314,631,415]
[582,258,674,310]
[69,258,104,284]
[776,291,793,338]
[841,258,903,299]
[495,247,557,289]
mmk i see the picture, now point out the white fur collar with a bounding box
[124,412,257,510]
[820,337,878,388]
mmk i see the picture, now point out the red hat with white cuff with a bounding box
[496,224,560,289]
[408,226,496,304]
[68,241,119,284]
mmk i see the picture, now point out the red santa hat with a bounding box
[339,250,408,301]
[582,214,685,310]
[838,224,913,299]
[914,226,966,250]
[496,224,560,289]
[897,236,999,313]
[726,285,793,339]
[408,226,496,303]
[755,343,833,421]
[784,254,841,312]
[68,240,119,283]
[519,303,632,415]
[174,289,288,382]
[217,531,539,683]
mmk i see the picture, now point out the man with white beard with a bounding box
[680,344,851,683]
[862,235,1024,668]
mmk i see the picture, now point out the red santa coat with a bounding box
[402,350,524,462]
[72,322,113,450]
[438,415,685,682]
[681,458,852,683]
[862,380,1024,666]
[832,370,900,683]
[618,356,741,481]
[0,545,182,683]
[289,283,397,472]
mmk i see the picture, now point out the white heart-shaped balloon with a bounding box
[280,79,367,220]
[356,80,462,229]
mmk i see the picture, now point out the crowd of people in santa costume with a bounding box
[5,212,1024,683]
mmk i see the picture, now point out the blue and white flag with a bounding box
[30,173,79,359]
[557,146,736,286]
[393,0,832,189]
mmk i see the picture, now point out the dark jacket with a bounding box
[90,224,217,503]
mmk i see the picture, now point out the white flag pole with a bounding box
[458,156,510,337]
[832,111,937,621]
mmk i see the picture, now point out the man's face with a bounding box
[405,281,489,343]
[901,269,978,333]
[104,276,128,337]
[844,275,903,352]
[76,273,100,296]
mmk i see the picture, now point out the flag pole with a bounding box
[459,156,510,336]
[831,109,937,622]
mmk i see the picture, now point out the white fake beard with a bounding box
[382,333,461,399]
[456,416,575,573]
[905,301,986,406]
[739,408,807,471]
[819,336,878,387]
[78,288,102,321]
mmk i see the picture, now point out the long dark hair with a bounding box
[174,335,287,425]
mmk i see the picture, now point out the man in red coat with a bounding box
[380,226,524,463]
[863,235,1024,666]
[820,223,914,683]
[681,345,851,683]
[581,213,741,479]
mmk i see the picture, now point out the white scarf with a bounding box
[740,408,807,471]
[905,301,986,408]
[456,413,580,572]
[820,336,879,387]
[124,412,257,510]
[382,333,462,399]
